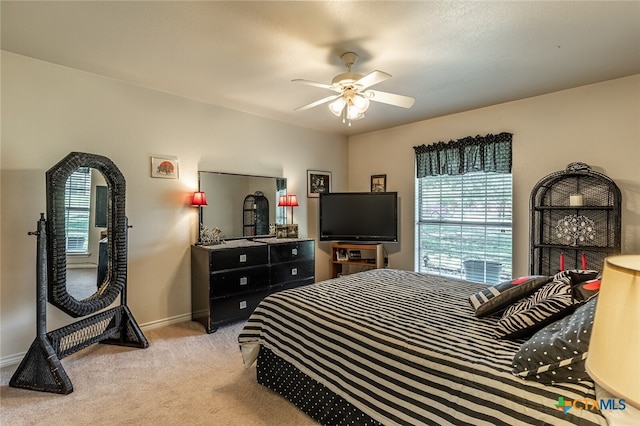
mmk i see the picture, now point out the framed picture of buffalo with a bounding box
[151,156,179,179]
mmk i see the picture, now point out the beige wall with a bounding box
[0,52,348,364]
[348,74,640,276]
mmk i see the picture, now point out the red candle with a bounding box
[559,253,565,271]
[581,252,587,270]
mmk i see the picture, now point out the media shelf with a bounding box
[331,242,385,278]
[529,163,621,276]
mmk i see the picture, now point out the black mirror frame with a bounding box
[46,152,127,317]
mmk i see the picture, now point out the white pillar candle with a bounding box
[569,194,584,206]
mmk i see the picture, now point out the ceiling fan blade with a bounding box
[292,79,340,92]
[365,90,415,108]
[354,70,391,89]
[295,94,341,111]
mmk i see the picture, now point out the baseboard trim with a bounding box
[1,353,25,369]
[0,313,194,369]
[138,313,193,332]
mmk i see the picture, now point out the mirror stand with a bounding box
[9,214,148,394]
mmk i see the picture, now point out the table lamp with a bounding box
[586,255,640,409]
[278,195,288,223]
[191,191,208,242]
[286,194,298,224]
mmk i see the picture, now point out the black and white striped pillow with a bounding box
[494,279,575,340]
[468,275,551,317]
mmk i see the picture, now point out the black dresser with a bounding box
[191,238,315,333]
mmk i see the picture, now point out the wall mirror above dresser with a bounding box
[198,171,287,239]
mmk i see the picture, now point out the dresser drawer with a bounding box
[270,260,315,285]
[269,240,314,264]
[210,289,271,324]
[210,245,268,270]
[210,265,269,298]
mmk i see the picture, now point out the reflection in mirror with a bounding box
[198,172,286,239]
[65,168,108,301]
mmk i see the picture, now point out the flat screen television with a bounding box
[319,192,398,242]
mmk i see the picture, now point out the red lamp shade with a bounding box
[278,194,298,225]
[191,191,208,206]
[278,194,299,207]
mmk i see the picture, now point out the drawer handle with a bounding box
[291,267,298,276]
[239,277,248,286]
[239,254,247,263]
[291,248,298,256]
[239,300,247,310]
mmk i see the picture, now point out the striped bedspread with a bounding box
[239,269,607,426]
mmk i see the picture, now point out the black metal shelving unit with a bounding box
[530,162,621,276]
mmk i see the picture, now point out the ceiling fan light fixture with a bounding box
[346,104,364,120]
[329,97,346,116]
[352,94,370,112]
[294,51,415,126]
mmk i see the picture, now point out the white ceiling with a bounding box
[2,1,639,136]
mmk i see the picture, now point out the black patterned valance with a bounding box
[414,132,512,178]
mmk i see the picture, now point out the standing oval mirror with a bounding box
[47,152,128,317]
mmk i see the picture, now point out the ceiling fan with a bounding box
[293,52,415,126]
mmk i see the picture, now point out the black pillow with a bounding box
[511,297,597,384]
[571,273,601,302]
[468,275,551,317]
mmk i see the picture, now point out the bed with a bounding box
[239,269,607,425]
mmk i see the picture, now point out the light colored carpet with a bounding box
[66,266,100,300]
[0,320,317,426]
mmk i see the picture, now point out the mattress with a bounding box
[239,269,607,425]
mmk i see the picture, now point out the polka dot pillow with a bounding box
[468,275,551,317]
[511,297,597,384]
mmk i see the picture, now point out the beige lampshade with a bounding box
[586,255,640,409]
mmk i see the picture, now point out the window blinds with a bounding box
[416,171,512,282]
[64,167,92,253]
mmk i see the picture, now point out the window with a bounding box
[414,133,512,284]
[275,189,287,225]
[65,167,92,254]
[415,171,512,283]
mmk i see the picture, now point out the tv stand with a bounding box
[331,242,385,278]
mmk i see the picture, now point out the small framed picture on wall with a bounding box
[307,170,331,198]
[371,174,387,192]
[151,156,179,179]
